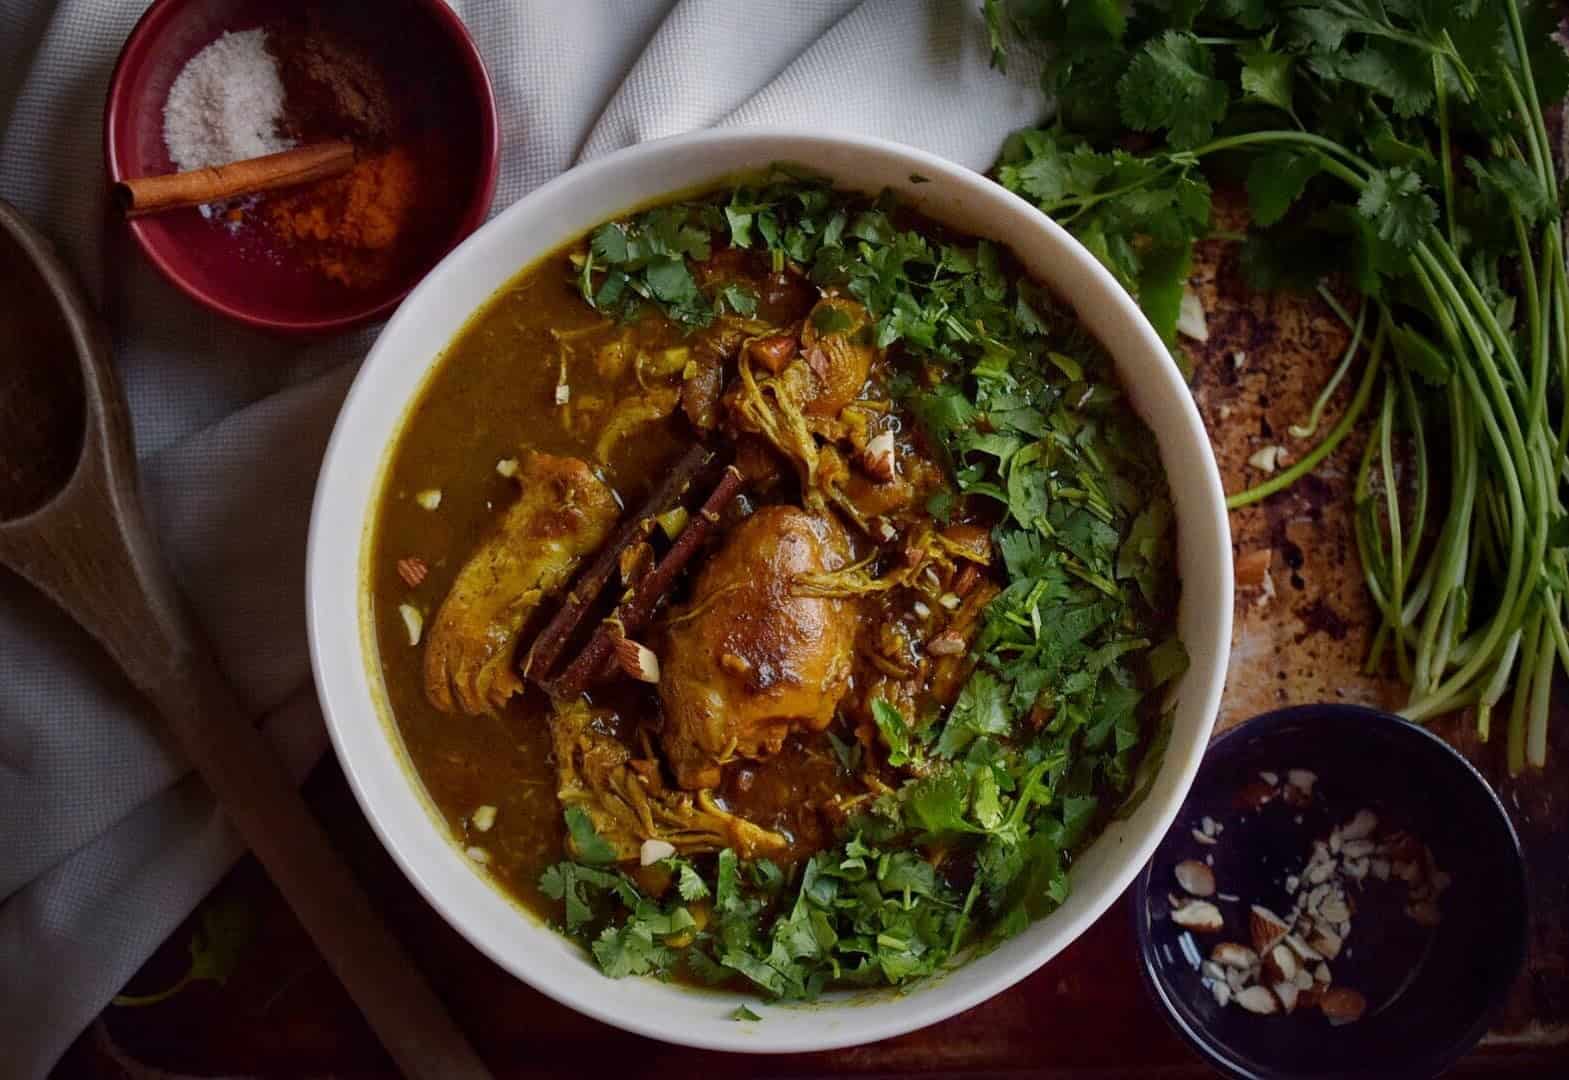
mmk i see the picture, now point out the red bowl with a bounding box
[104,0,499,337]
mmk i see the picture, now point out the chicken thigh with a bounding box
[658,506,858,789]
[424,452,618,715]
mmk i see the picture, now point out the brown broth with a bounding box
[372,257,688,911]
[369,241,863,919]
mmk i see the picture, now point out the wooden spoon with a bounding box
[0,199,488,1080]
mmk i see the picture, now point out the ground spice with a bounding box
[266,145,420,288]
[269,23,395,146]
[158,9,456,290]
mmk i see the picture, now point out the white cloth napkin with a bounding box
[0,2,1043,1074]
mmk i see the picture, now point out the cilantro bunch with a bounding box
[550,175,1185,999]
[989,0,1569,772]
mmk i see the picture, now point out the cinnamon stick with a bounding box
[550,464,746,696]
[522,443,720,683]
[115,141,356,218]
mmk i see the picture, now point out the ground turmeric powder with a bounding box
[266,145,419,288]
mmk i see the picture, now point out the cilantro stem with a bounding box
[948,880,980,956]
[113,971,194,1008]
[1378,378,1410,681]
[1501,5,1555,200]
[1527,600,1557,768]
[997,0,1568,770]
[1227,312,1384,509]
[1478,626,1525,741]
[1194,131,1372,179]
[1433,55,1456,245]
[1508,611,1543,774]
[1290,295,1366,439]
[1054,173,1176,222]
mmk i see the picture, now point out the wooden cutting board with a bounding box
[56,191,1569,1077]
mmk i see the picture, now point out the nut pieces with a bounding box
[1234,985,1279,1015]
[1319,987,1368,1026]
[397,556,428,587]
[860,430,897,483]
[613,636,661,683]
[1180,766,1449,1027]
[1174,859,1216,897]
[1172,899,1225,932]
[1249,905,1290,954]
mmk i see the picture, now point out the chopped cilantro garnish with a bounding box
[563,805,618,865]
[542,174,1181,1000]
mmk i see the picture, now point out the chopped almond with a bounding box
[1249,904,1290,954]
[926,630,967,656]
[1172,900,1225,933]
[1320,987,1367,1025]
[1235,547,1273,589]
[1234,985,1278,1015]
[860,430,897,483]
[1175,859,1216,898]
[614,637,661,683]
[1211,942,1258,969]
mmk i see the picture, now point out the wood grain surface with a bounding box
[53,191,1569,1078]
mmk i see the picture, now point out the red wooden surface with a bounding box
[52,752,1568,1077]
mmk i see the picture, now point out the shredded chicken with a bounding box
[423,452,618,714]
[551,700,789,861]
[593,385,679,463]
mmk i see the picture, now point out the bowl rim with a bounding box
[101,0,500,336]
[306,125,1235,1053]
[1131,703,1530,1080]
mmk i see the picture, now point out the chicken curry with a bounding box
[370,172,1185,999]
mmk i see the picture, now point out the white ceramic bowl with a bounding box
[307,128,1233,1053]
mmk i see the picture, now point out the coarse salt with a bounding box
[163,30,296,175]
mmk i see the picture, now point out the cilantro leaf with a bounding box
[1245,149,1322,227]
[903,768,973,834]
[937,672,1010,757]
[1356,167,1437,251]
[1117,32,1228,149]
[1389,322,1451,386]
[1239,37,1295,114]
[564,806,619,865]
[1465,157,1554,227]
[720,282,759,316]
[1146,635,1191,688]
[677,861,711,901]
[1331,44,1433,118]
[1137,242,1194,345]
[591,919,675,978]
[872,699,915,766]
[113,895,256,1007]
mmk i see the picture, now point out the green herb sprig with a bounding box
[548,174,1184,997]
[988,0,1569,772]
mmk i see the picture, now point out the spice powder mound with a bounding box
[253,15,450,291]
[266,145,422,288]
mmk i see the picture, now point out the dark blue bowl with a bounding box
[1133,705,1528,1079]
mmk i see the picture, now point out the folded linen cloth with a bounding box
[0,1,1043,1074]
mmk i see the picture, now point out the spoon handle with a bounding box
[0,435,489,1078]
[146,644,491,1079]
[0,197,488,1076]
